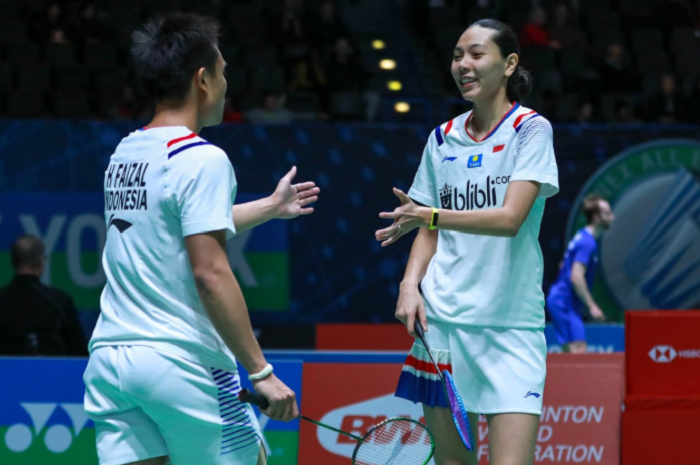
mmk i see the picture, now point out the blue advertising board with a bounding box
[0,357,302,465]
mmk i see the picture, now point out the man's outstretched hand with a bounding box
[272,166,320,219]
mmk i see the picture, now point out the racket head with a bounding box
[351,417,434,465]
[443,370,475,451]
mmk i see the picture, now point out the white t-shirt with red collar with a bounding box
[408,103,559,329]
[90,126,239,370]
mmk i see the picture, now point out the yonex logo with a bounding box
[4,403,89,454]
[441,156,458,163]
[524,391,541,399]
[649,345,677,363]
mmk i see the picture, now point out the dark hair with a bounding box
[582,194,606,224]
[11,235,44,270]
[131,13,220,104]
[467,19,532,103]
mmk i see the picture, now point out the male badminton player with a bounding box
[376,19,559,465]
[547,195,614,353]
[83,14,317,465]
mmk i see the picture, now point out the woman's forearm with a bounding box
[427,180,540,237]
[435,207,520,237]
[402,227,438,287]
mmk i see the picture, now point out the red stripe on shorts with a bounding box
[404,354,452,375]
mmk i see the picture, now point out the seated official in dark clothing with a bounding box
[0,235,87,356]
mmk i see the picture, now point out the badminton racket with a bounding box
[239,389,434,465]
[413,320,475,451]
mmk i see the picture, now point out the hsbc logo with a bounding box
[649,345,677,363]
[649,345,700,363]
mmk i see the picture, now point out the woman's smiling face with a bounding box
[451,25,516,103]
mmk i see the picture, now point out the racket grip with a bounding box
[239,389,270,409]
[414,319,426,339]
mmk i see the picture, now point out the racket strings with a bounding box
[354,419,433,465]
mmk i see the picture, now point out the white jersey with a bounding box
[90,126,239,370]
[409,103,559,329]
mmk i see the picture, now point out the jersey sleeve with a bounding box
[573,239,595,267]
[511,116,559,198]
[408,135,438,207]
[168,145,237,238]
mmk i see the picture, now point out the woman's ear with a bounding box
[505,53,518,77]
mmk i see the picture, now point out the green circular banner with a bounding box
[565,139,700,320]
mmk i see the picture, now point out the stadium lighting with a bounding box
[387,81,402,91]
[372,40,386,49]
[379,59,396,70]
[394,102,410,113]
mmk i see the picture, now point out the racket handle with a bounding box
[414,319,426,340]
[239,388,269,409]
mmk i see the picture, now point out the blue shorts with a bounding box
[546,293,586,345]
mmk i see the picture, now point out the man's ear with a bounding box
[196,67,208,91]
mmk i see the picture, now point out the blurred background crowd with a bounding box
[1,0,700,125]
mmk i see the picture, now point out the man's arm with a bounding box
[232,197,278,233]
[185,229,298,421]
[570,262,604,320]
[232,166,319,233]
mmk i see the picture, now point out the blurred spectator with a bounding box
[289,49,329,108]
[326,37,365,93]
[464,0,503,24]
[310,1,349,54]
[572,98,598,124]
[33,2,68,43]
[78,3,108,44]
[111,85,148,120]
[520,7,560,49]
[613,99,638,125]
[49,28,69,44]
[407,0,431,39]
[684,76,700,123]
[548,4,587,51]
[325,37,380,121]
[222,96,244,123]
[654,0,696,31]
[598,43,638,93]
[647,74,685,123]
[245,92,296,124]
[541,90,559,121]
[0,235,87,356]
[270,0,310,70]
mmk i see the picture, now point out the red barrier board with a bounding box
[316,324,412,350]
[299,354,623,464]
[625,311,700,396]
[622,397,700,465]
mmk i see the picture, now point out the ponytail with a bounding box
[507,66,532,103]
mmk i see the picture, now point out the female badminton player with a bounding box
[376,19,559,465]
